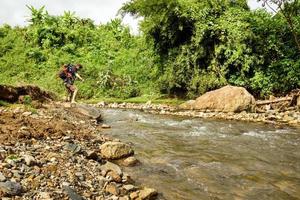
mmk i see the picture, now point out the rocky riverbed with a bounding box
[95,102,300,126]
[0,103,158,200]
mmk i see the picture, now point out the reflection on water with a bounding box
[101,109,300,200]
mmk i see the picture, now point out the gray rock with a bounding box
[0,181,23,196]
[63,185,84,200]
[69,104,102,121]
[65,143,81,154]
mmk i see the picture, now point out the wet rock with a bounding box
[137,187,158,200]
[101,124,111,129]
[69,103,102,120]
[0,181,23,196]
[121,156,139,167]
[100,141,134,160]
[63,185,84,200]
[105,182,119,196]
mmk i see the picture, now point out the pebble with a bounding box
[0,172,6,182]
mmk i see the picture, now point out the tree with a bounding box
[259,0,300,52]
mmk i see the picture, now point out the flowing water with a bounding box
[100,109,300,200]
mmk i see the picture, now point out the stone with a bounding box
[123,184,136,192]
[182,85,256,112]
[63,185,84,200]
[100,161,122,176]
[119,196,130,200]
[65,143,81,154]
[69,103,102,120]
[297,96,300,107]
[37,192,53,200]
[282,115,294,122]
[101,124,111,129]
[107,171,122,183]
[0,172,6,182]
[85,150,98,160]
[22,112,32,117]
[130,191,139,199]
[23,154,36,166]
[0,181,23,196]
[105,182,119,195]
[120,156,139,167]
[100,141,134,160]
[179,100,196,110]
[122,173,134,184]
[137,188,158,200]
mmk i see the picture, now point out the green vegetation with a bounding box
[0,6,158,100]
[0,1,299,101]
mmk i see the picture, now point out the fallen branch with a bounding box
[256,97,292,105]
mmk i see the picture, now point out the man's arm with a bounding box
[75,73,84,81]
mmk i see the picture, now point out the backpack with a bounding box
[58,64,73,80]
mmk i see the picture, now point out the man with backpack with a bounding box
[59,63,84,103]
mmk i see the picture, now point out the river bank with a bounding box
[0,103,158,199]
[94,102,300,126]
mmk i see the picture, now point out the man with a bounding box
[60,63,84,103]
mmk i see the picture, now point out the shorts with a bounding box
[64,83,76,92]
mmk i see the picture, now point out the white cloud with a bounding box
[0,0,140,33]
[0,0,265,34]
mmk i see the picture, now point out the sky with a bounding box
[0,0,264,34]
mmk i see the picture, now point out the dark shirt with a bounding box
[64,64,78,84]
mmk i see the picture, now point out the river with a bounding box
[100,109,300,200]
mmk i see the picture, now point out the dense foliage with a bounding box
[122,0,300,98]
[0,6,157,99]
[0,1,299,100]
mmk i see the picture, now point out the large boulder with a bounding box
[100,142,134,160]
[68,104,102,122]
[181,85,255,112]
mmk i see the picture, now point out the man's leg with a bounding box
[71,85,78,103]
[65,83,72,102]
